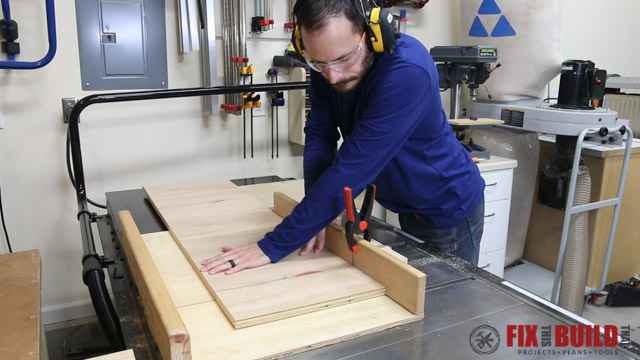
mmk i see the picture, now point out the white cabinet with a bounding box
[478,167,514,278]
[478,249,507,278]
[479,198,511,254]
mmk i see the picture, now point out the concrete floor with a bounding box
[44,316,111,360]
[505,260,640,344]
[583,302,640,345]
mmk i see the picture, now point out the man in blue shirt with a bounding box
[201,0,485,275]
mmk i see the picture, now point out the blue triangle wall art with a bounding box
[491,15,516,37]
[469,16,489,37]
[478,0,501,15]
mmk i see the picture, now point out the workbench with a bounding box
[0,250,46,360]
[95,176,639,359]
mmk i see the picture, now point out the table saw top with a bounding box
[99,177,639,359]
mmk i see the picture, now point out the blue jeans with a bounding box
[399,196,484,265]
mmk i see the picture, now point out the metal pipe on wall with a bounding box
[224,0,230,106]
[0,0,57,69]
[288,0,294,23]
[221,0,229,106]
[200,0,218,112]
[265,0,272,29]
[239,0,247,114]
[231,0,239,113]
[255,0,263,17]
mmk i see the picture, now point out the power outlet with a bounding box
[62,98,79,124]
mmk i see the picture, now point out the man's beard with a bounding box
[329,51,374,94]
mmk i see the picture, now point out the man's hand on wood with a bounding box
[200,242,271,275]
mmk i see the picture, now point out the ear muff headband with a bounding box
[368,7,385,53]
[290,1,399,58]
[291,25,305,57]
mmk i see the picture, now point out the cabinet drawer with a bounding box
[478,249,506,278]
[479,198,510,254]
[481,169,513,202]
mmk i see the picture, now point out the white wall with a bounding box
[0,1,306,316]
[560,0,640,79]
[0,1,462,320]
[405,0,461,112]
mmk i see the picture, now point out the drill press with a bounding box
[430,45,499,119]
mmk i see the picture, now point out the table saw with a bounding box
[94,176,639,359]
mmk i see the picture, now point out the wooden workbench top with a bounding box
[539,134,640,158]
[0,250,43,360]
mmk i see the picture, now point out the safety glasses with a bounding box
[304,33,365,73]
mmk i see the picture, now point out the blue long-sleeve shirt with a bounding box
[257,34,485,262]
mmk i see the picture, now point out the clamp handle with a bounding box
[360,184,376,240]
[344,187,356,223]
[343,187,358,253]
[343,185,377,253]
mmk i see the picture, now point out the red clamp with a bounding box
[260,19,274,26]
[231,57,249,63]
[221,104,242,112]
[343,184,377,254]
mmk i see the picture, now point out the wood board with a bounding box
[273,192,426,315]
[88,349,136,360]
[119,212,190,360]
[236,179,305,208]
[0,250,43,360]
[132,228,421,359]
[143,178,385,329]
[448,118,504,126]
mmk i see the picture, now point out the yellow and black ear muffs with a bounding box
[290,2,400,59]
[291,25,306,59]
[366,7,400,55]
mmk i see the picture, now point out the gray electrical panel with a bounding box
[75,0,168,90]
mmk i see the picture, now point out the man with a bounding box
[201,0,485,275]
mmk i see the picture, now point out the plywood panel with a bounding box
[237,179,306,208]
[141,232,212,308]
[88,349,136,359]
[586,153,640,286]
[0,250,42,360]
[144,179,385,329]
[448,118,504,126]
[273,192,427,315]
[141,231,421,359]
[181,296,417,360]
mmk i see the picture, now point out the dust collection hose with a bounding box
[558,166,591,315]
[83,256,126,350]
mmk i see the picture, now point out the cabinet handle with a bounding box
[484,213,496,218]
[485,182,498,187]
[481,263,491,269]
